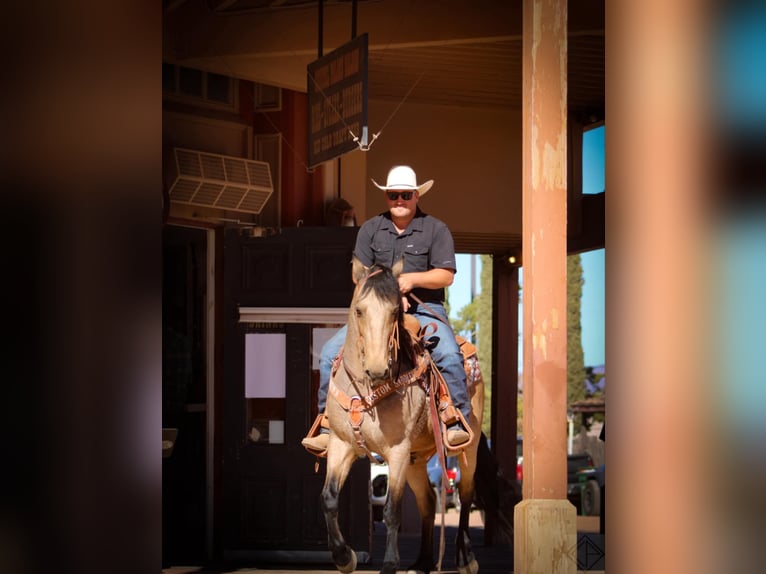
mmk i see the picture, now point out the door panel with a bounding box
[162,225,208,565]
[222,227,370,562]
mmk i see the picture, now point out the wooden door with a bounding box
[162,225,208,565]
[221,227,371,563]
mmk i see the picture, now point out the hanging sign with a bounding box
[307,33,369,167]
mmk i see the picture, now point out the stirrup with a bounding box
[441,410,474,453]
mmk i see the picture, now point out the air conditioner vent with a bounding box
[168,148,274,215]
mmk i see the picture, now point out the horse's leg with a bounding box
[455,447,479,574]
[321,438,358,574]
[379,447,411,574]
[404,458,436,574]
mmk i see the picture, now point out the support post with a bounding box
[317,0,324,57]
[515,0,577,572]
[351,0,357,39]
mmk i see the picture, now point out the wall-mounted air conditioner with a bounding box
[167,148,274,214]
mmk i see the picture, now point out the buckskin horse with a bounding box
[319,256,514,574]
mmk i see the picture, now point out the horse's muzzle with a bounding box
[366,368,391,385]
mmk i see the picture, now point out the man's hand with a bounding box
[401,295,410,312]
[397,273,416,295]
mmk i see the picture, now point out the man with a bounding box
[302,165,471,453]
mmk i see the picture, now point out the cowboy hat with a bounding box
[371,165,434,197]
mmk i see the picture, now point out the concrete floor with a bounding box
[163,511,604,574]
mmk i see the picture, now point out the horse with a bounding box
[320,256,512,574]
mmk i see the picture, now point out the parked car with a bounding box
[370,453,389,522]
[370,452,461,520]
[576,463,605,517]
[427,453,460,511]
[566,452,594,511]
[515,436,595,513]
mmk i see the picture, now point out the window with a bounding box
[163,62,236,110]
[255,83,282,111]
[582,124,605,195]
[239,307,347,445]
[207,72,231,103]
[245,333,286,444]
[179,66,204,97]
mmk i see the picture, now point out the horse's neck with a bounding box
[341,322,368,388]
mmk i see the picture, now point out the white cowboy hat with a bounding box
[371,165,434,197]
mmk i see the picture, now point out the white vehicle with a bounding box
[370,454,389,522]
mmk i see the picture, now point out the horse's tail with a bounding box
[472,432,521,546]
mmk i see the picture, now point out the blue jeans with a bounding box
[318,302,471,422]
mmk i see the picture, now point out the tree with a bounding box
[567,254,587,432]
[450,254,587,437]
[452,255,493,435]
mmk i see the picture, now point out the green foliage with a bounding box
[476,255,493,436]
[567,254,587,432]
[449,254,589,438]
[452,255,494,436]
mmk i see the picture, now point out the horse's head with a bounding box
[349,256,405,385]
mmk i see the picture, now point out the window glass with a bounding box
[179,66,203,97]
[582,124,605,195]
[245,333,286,444]
[207,72,231,103]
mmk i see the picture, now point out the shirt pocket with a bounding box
[403,243,430,272]
[371,243,394,267]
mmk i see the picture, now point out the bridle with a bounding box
[349,268,401,382]
[329,267,431,459]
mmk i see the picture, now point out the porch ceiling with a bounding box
[163,0,604,120]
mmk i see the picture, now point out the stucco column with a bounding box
[515,0,577,572]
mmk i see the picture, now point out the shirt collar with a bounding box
[382,208,425,234]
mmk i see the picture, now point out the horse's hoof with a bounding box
[457,558,479,574]
[404,557,433,574]
[405,559,432,574]
[337,548,357,573]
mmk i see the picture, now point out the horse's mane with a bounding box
[357,263,400,302]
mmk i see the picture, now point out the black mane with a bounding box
[359,263,400,303]
[357,263,420,366]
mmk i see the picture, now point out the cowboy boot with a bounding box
[301,413,330,456]
[446,422,470,447]
[438,394,470,447]
[301,429,330,453]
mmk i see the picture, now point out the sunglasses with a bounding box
[385,191,414,201]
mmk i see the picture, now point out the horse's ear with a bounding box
[391,256,405,278]
[351,256,368,284]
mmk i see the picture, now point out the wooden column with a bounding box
[487,258,519,546]
[515,0,577,572]
[491,259,519,473]
[609,2,707,573]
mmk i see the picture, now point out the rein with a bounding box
[330,270,464,517]
[408,292,462,570]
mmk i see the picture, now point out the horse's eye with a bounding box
[355,308,363,318]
